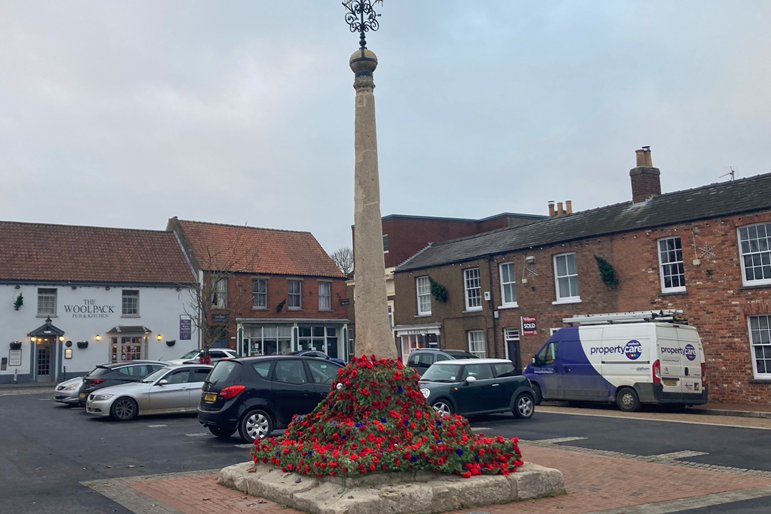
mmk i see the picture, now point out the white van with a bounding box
[523,311,708,411]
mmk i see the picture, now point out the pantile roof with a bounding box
[397,172,771,272]
[171,219,345,279]
[0,222,195,284]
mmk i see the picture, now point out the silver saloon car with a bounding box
[53,376,85,405]
[85,364,212,421]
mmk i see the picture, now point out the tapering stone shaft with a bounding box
[350,48,396,359]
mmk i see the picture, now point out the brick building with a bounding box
[394,149,771,404]
[168,218,350,361]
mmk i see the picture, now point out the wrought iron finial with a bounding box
[343,0,382,49]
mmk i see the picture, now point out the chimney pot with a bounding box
[566,200,573,214]
[548,201,555,218]
[556,202,564,216]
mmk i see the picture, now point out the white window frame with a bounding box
[37,288,57,317]
[121,290,140,317]
[212,277,227,309]
[416,276,431,316]
[738,223,771,286]
[288,279,302,310]
[553,252,580,304]
[383,234,389,253]
[657,236,686,293]
[318,281,332,311]
[463,268,482,312]
[748,315,771,379]
[503,327,519,361]
[252,278,268,310]
[468,330,486,358]
[499,262,518,308]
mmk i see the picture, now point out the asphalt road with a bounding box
[2,391,771,513]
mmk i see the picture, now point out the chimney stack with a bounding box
[548,201,555,218]
[566,200,572,214]
[630,146,661,203]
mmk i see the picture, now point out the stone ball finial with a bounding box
[349,48,378,76]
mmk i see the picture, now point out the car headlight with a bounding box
[92,394,114,401]
[421,388,430,399]
[64,383,80,391]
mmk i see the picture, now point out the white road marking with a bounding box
[647,450,709,461]
[185,433,207,437]
[587,484,771,514]
[538,410,771,431]
[532,436,588,444]
[471,427,490,432]
[235,443,254,449]
[147,424,167,428]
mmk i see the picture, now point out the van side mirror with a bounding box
[465,376,477,384]
[531,357,536,365]
[157,379,168,386]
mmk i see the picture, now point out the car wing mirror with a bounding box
[465,376,477,384]
[157,379,168,386]
[531,357,536,365]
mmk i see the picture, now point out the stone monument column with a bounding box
[350,48,396,359]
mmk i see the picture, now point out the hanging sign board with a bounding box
[521,316,538,336]
[179,316,192,340]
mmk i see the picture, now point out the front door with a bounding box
[36,342,54,383]
[504,328,521,374]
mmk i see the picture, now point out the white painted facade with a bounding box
[1,283,199,383]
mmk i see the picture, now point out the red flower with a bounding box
[462,471,471,479]
[392,371,402,380]
[350,454,359,460]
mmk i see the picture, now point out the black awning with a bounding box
[28,317,65,337]
[106,325,152,335]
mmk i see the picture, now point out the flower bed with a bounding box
[251,354,523,478]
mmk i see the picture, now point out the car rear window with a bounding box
[88,367,111,378]
[492,362,516,377]
[251,361,272,378]
[207,361,240,385]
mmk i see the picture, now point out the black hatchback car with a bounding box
[77,361,168,405]
[198,356,342,442]
[407,349,478,376]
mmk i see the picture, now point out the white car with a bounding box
[53,376,85,405]
[85,364,212,421]
[166,349,238,366]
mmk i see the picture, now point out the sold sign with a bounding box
[522,316,537,336]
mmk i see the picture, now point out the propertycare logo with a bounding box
[684,344,696,361]
[624,340,642,360]
[661,345,698,361]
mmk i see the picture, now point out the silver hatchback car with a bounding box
[85,364,212,421]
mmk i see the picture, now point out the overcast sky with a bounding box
[1,1,770,254]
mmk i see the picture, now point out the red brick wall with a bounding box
[382,219,481,269]
[395,208,771,404]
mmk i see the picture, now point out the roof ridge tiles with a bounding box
[176,219,311,235]
[0,220,174,235]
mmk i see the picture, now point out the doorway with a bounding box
[504,328,522,374]
[36,339,54,382]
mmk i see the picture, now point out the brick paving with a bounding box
[122,444,771,514]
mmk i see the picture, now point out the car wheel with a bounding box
[431,400,453,417]
[208,426,236,439]
[531,383,542,405]
[110,397,138,421]
[616,387,640,412]
[513,393,535,419]
[239,409,273,443]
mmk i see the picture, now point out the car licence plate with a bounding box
[79,392,86,398]
[205,393,217,402]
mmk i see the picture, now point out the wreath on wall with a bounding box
[429,277,448,303]
[14,293,23,311]
[276,299,286,313]
[594,255,619,286]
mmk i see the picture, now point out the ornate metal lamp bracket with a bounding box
[343,0,382,49]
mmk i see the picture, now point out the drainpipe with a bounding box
[486,256,499,359]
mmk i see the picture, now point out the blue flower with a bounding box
[307,451,313,456]
[355,422,361,428]
[332,420,339,426]
[341,434,347,439]
[411,455,418,462]
[456,448,463,456]
[403,419,409,426]
[398,386,403,393]
[381,418,386,423]
[435,420,442,426]
[474,455,480,462]
[437,440,443,444]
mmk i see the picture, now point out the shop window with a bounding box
[250,326,292,356]
[658,237,686,292]
[288,280,302,309]
[463,268,482,311]
[122,290,139,316]
[37,288,57,316]
[318,281,331,310]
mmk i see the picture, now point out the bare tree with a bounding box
[178,225,259,361]
[330,247,354,278]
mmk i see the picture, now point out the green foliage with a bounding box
[594,255,619,286]
[429,278,448,303]
[13,293,23,311]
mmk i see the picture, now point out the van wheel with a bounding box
[239,409,273,443]
[532,383,543,405]
[616,388,640,412]
[513,393,535,419]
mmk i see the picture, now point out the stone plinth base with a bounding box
[218,462,565,514]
